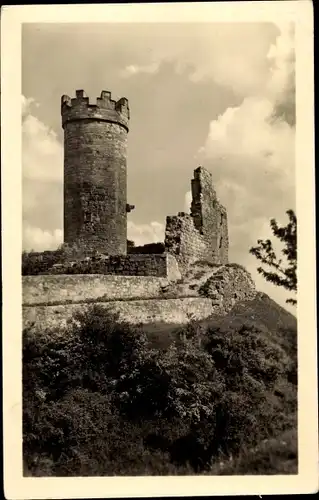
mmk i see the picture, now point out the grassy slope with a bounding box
[140,291,298,475]
[24,290,298,476]
[142,292,297,352]
[206,292,297,355]
[209,428,298,475]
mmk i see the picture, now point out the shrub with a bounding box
[128,242,165,254]
[23,306,149,399]
[209,429,298,475]
[24,389,170,476]
[203,324,291,389]
[136,323,295,467]
[23,306,297,476]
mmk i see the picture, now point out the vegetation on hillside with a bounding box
[250,210,297,305]
[23,300,297,476]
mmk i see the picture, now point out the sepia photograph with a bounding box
[1,2,317,498]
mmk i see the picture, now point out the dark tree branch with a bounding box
[249,210,297,305]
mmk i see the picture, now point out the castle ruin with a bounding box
[23,90,256,331]
[61,89,229,275]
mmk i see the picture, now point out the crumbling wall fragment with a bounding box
[164,213,210,273]
[191,167,228,264]
[165,166,229,273]
[198,264,257,314]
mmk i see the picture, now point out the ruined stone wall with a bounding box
[22,250,181,282]
[23,275,170,306]
[23,254,180,281]
[22,265,259,332]
[23,254,181,305]
[165,167,229,272]
[61,90,130,256]
[102,254,169,277]
[191,167,228,264]
[198,264,257,314]
[23,298,215,332]
[165,213,211,272]
[88,254,180,280]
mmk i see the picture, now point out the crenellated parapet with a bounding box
[61,89,130,131]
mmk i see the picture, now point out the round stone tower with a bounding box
[61,89,130,255]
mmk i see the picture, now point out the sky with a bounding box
[22,21,296,311]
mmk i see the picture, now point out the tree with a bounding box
[127,239,135,250]
[250,210,297,305]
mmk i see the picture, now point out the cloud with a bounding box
[22,95,63,249]
[22,95,37,115]
[22,95,63,183]
[266,24,295,125]
[127,221,165,246]
[184,191,192,213]
[23,225,63,252]
[120,62,160,78]
[119,23,277,97]
[198,24,296,310]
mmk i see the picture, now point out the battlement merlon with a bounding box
[61,90,130,131]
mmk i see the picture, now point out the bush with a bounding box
[209,429,298,475]
[128,242,165,254]
[23,306,297,476]
[22,248,66,275]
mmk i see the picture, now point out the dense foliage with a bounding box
[23,304,297,476]
[127,241,165,254]
[250,210,297,305]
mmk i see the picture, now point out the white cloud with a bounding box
[119,23,278,96]
[201,96,294,187]
[22,95,37,115]
[198,24,296,311]
[127,220,165,246]
[23,225,63,252]
[184,191,192,213]
[22,95,63,251]
[22,95,63,183]
[23,219,166,252]
[266,23,295,97]
[120,62,160,78]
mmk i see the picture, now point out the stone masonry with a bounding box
[22,89,250,331]
[59,89,228,277]
[191,167,228,263]
[61,90,133,256]
[165,166,229,272]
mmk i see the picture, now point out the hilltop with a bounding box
[23,263,297,477]
[142,291,296,353]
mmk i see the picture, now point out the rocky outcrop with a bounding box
[198,263,257,314]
